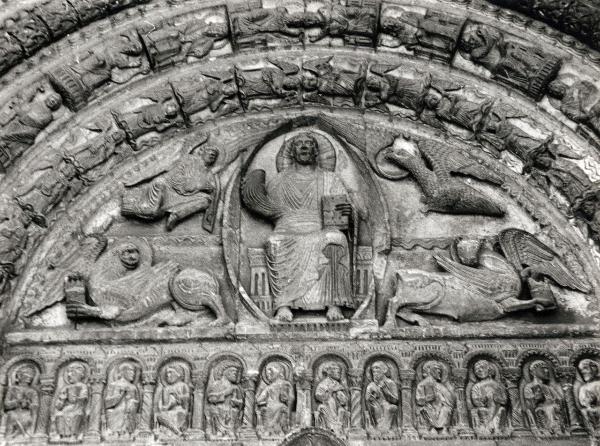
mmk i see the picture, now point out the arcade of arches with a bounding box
[0,0,600,444]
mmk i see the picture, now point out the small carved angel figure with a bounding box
[302,56,366,106]
[364,360,399,435]
[380,8,465,62]
[205,360,244,439]
[235,58,302,109]
[154,363,191,437]
[576,358,600,434]
[3,363,40,439]
[522,360,566,435]
[415,360,455,435]
[255,361,294,438]
[140,20,229,69]
[104,361,141,439]
[309,5,377,46]
[548,77,600,138]
[458,23,561,100]
[173,72,239,122]
[314,361,350,437]
[50,362,90,442]
[0,83,62,170]
[468,360,508,435]
[231,7,307,47]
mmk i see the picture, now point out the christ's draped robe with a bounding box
[266,167,353,311]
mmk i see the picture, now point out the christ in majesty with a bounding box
[243,132,356,322]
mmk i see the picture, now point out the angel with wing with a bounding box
[121,137,220,232]
[385,228,591,327]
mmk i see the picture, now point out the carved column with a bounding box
[348,368,365,438]
[294,369,313,428]
[240,371,258,439]
[399,369,417,439]
[556,366,585,434]
[83,372,105,443]
[501,367,526,436]
[137,370,156,440]
[188,370,208,440]
[0,375,6,436]
[34,375,55,439]
[452,367,474,438]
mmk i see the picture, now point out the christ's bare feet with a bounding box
[326,305,344,321]
[275,306,293,322]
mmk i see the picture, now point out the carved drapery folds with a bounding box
[2,1,600,446]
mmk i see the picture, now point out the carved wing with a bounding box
[267,57,299,75]
[434,254,501,296]
[241,169,279,219]
[499,228,591,293]
[303,56,334,74]
[369,64,400,77]
[418,140,504,185]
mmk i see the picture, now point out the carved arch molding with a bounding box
[1,0,600,444]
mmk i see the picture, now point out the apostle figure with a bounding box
[415,360,455,435]
[104,362,141,438]
[205,360,244,439]
[52,362,89,442]
[364,360,399,435]
[241,132,357,322]
[469,359,508,435]
[577,358,600,433]
[154,364,191,437]
[256,361,295,437]
[523,360,565,434]
[3,364,39,438]
[314,361,350,436]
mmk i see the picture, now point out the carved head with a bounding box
[44,93,62,111]
[165,365,183,385]
[118,243,140,270]
[301,75,319,91]
[203,21,228,38]
[224,365,241,384]
[547,80,568,100]
[371,361,390,382]
[110,129,126,145]
[163,102,179,120]
[458,23,491,55]
[265,363,284,383]
[15,364,36,386]
[290,132,319,166]
[119,363,136,383]
[530,360,551,382]
[455,238,482,267]
[579,359,600,383]
[65,363,86,384]
[423,361,444,382]
[324,362,342,382]
[473,359,494,380]
[201,146,220,167]
[422,90,442,110]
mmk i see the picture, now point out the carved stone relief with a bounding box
[1,1,600,445]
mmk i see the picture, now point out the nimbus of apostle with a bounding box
[242,132,357,322]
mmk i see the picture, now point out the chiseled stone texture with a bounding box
[1,0,600,444]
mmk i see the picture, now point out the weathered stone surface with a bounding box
[1,0,600,445]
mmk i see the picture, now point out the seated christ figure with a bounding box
[242,132,356,322]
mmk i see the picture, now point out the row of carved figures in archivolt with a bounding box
[3,0,599,171]
[2,351,600,442]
